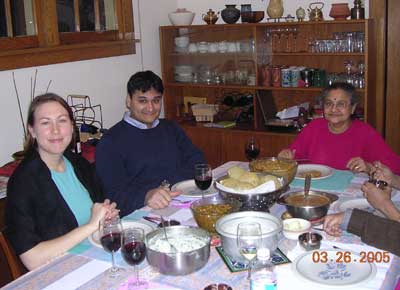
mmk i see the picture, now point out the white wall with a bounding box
[0,0,369,164]
[0,0,176,165]
[177,0,369,24]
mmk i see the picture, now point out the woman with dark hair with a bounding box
[278,82,400,174]
[6,93,119,270]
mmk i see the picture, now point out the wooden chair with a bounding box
[0,230,23,286]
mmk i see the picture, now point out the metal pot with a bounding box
[278,190,338,221]
[146,226,210,275]
[216,172,289,211]
[215,211,282,262]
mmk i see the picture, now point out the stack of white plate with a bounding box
[174,65,193,83]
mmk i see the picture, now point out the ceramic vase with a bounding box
[267,0,284,19]
[221,5,241,24]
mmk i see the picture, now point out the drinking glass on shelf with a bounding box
[245,137,260,161]
[121,228,148,289]
[99,216,124,278]
[237,222,262,280]
[194,163,212,198]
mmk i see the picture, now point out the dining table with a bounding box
[2,161,400,290]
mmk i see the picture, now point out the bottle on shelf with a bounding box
[250,248,277,290]
[74,124,82,155]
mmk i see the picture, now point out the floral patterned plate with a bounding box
[292,249,377,288]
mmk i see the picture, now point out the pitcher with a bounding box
[267,0,284,19]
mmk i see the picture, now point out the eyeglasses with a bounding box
[323,100,351,110]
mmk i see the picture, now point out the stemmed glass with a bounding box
[237,222,262,280]
[121,228,148,289]
[245,137,260,161]
[194,163,213,198]
[99,216,124,277]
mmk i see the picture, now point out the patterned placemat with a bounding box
[216,246,291,272]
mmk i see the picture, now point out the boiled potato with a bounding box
[239,172,259,187]
[227,166,246,180]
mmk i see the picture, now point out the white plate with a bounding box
[88,220,155,248]
[293,249,377,288]
[295,164,334,180]
[171,179,217,198]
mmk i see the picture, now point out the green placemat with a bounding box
[290,169,354,192]
[216,246,291,273]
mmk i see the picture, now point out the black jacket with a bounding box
[5,150,104,256]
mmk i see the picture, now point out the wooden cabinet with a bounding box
[160,20,374,166]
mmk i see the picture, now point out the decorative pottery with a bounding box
[267,0,284,19]
[351,0,365,19]
[202,9,219,25]
[329,3,351,20]
[221,5,240,24]
[240,4,252,13]
[168,8,195,26]
[296,7,306,21]
[308,2,324,21]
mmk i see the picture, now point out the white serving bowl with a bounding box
[175,36,190,48]
[168,11,195,26]
[282,218,311,240]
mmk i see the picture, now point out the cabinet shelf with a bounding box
[271,52,365,56]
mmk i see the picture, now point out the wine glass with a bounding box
[237,222,262,280]
[99,216,124,277]
[194,163,213,198]
[245,137,260,161]
[121,228,148,289]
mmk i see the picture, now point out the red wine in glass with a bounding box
[100,232,122,253]
[122,228,148,289]
[122,241,146,265]
[195,176,212,190]
[245,137,260,161]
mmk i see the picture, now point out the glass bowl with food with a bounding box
[249,157,298,185]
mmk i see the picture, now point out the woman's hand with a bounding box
[88,203,109,230]
[102,199,119,220]
[278,149,295,160]
[323,213,345,237]
[346,157,372,174]
[370,161,396,187]
[145,187,181,209]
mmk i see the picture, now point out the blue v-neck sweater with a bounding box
[95,119,205,216]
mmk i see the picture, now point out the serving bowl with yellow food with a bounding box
[282,218,311,240]
[249,157,298,185]
[190,195,241,233]
[278,191,338,221]
[215,166,288,211]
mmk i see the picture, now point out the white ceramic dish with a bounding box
[282,218,311,240]
[171,179,217,198]
[88,220,155,248]
[293,249,377,288]
[295,164,334,180]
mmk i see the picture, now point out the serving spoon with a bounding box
[160,215,177,253]
[304,174,311,199]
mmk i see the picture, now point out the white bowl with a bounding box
[168,11,195,26]
[175,36,189,48]
[282,218,311,240]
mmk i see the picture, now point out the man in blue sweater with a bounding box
[95,71,206,217]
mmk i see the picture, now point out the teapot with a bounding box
[202,9,219,25]
[308,2,324,21]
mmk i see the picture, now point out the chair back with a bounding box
[0,230,23,286]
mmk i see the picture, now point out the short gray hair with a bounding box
[319,82,358,105]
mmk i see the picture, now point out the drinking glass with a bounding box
[194,163,212,198]
[237,222,262,280]
[121,228,148,289]
[245,137,260,161]
[99,217,124,277]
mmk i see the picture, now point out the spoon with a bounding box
[160,215,177,253]
[304,173,311,198]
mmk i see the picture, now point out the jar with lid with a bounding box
[250,248,277,290]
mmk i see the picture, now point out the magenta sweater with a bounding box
[289,118,400,174]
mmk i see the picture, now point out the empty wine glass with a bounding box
[237,222,262,280]
[245,137,260,161]
[194,163,212,198]
[99,216,124,277]
[121,228,148,289]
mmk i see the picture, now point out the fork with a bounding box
[171,198,192,204]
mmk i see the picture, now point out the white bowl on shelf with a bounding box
[175,36,190,48]
[168,10,195,26]
[282,218,311,240]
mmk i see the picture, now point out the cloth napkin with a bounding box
[275,241,393,290]
[290,170,354,193]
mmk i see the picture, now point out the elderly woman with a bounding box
[278,82,400,174]
[6,93,119,270]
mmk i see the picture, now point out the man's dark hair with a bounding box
[127,70,164,97]
[320,82,358,105]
